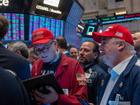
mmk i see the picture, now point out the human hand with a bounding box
[89,103,94,105]
[34,86,58,104]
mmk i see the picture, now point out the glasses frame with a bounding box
[34,41,54,55]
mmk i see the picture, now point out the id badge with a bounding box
[108,100,130,105]
[62,88,69,95]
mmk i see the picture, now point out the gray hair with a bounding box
[112,38,136,54]
[8,41,29,58]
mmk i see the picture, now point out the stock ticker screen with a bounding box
[0,13,25,41]
[0,13,64,41]
[29,15,64,40]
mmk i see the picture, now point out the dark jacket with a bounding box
[97,55,140,105]
[0,44,30,80]
[0,67,30,105]
[83,63,108,105]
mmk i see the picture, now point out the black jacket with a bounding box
[83,63,108,105]
[0,44,30,80]
[0,67,30,105]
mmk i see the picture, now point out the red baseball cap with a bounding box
[92,24,134,45]
[32,28,54,45]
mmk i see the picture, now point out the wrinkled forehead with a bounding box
[80,43,93,51]
[101,36,114,40]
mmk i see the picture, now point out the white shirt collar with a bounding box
[63,50,69,54]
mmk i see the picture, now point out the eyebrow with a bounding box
[35,41,54,48]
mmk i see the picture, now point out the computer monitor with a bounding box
[0,13,25,41]
[83,24,98,37]
[29,14,64,40]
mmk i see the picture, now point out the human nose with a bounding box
[79,49,84,55]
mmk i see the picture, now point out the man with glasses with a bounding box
[92,24,140,105]
[31,28,87,105]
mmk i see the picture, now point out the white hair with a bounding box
[111,38,136,54]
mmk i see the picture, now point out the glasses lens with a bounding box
[34,41,54,55]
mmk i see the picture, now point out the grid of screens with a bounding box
[0,13,25,41]
[0,13,64,41]
[29,15,64,40]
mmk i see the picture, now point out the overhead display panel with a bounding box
[30,0,73,20]
[43,0,60,7]
[0,0,33,13]
[0,0,78,21]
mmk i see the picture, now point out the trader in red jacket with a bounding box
[31,28,87,105]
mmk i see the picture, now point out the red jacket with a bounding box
[32,54,87,105]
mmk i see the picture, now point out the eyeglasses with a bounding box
[71,52,78,54]
[34,41,54,55]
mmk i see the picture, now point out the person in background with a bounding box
[0,67,30,105]
[31,28,87,105]
[28,46,39,64]
[132,32,140,57]
[92,24,140,105]
[78,41,107,105]
[0,15,30,80]
[56,36,70,56]
[7,41,29,59]
[70,47,79,59]
[7,41,33,71]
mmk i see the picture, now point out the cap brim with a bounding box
[92,31,114,43]
[32,39,51,45]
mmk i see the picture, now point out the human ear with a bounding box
[117,41,125,51]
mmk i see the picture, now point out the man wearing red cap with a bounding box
[92,24,140,105]
[31,28,87,105]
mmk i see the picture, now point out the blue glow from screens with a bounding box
[0,13,25,41]
[102,17,140,24]
[29,15,64,40]
[116,16,124,19]
[84,14,140,25]
[67,1,83,26]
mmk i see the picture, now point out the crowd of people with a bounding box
[0,14,140,105]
